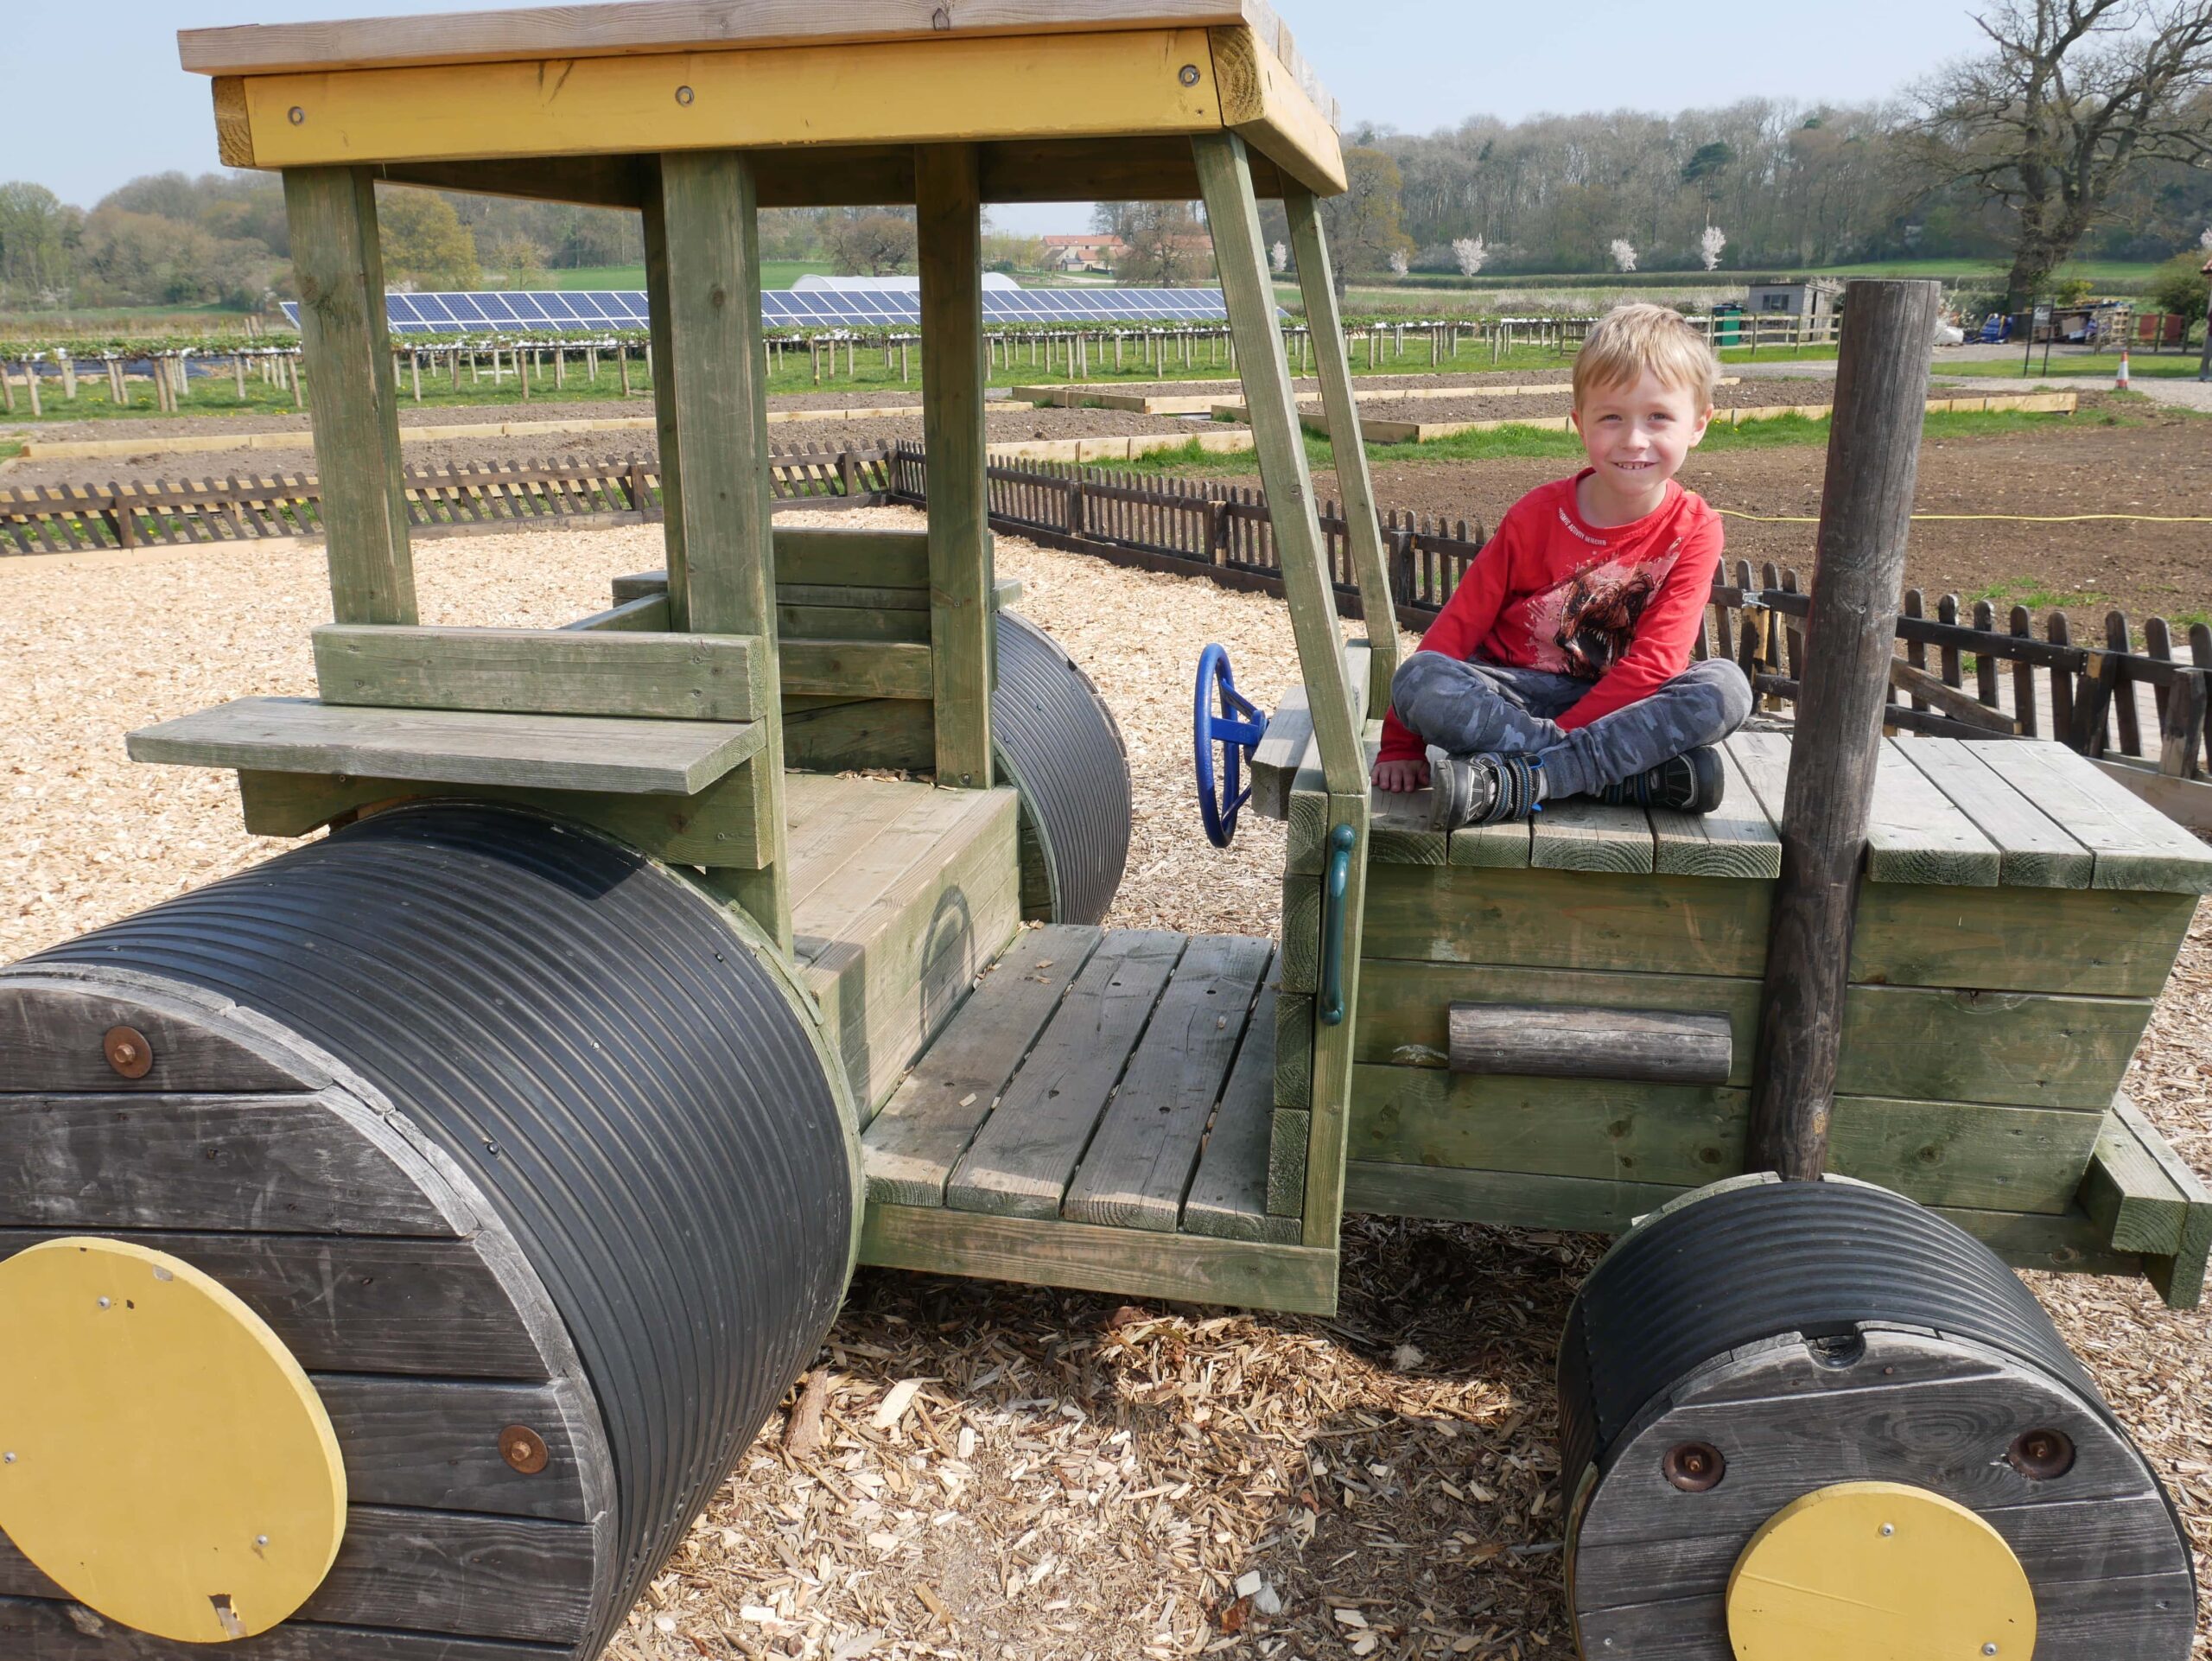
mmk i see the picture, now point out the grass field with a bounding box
[1940,351,2209,379]
[0,336,1589,424]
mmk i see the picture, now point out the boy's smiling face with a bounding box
[1570,368,1713,523]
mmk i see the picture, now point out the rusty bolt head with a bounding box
[500,1425,550,1475]
[1662,1441,1726,1492]
[2007,1428,2075,1480]
[103,1027,153,1080]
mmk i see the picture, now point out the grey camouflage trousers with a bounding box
[1389,652,1752,800]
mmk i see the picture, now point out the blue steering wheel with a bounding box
[1193,643,1266,848]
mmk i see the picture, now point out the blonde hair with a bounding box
[1572,302,1720,410]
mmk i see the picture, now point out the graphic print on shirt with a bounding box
[1515,539,1686,679]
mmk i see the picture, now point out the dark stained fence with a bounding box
[0,444,894,555]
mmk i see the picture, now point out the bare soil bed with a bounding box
[1306,397,2212,625]
[1,508,2207,1660]
[1352,377,1840,428]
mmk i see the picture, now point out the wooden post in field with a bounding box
[1747,279,1942,1179]
[917,142,993,788]
[283,165,416,624]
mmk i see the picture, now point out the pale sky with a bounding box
[19,0,1997,235]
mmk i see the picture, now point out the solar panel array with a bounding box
[282,287,1236,334]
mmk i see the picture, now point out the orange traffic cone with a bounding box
[2116,346,2132,390]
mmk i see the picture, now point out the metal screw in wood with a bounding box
[103,1027,152,1079]
[287,106,304,124]
[2006,1428,2075,1480]
[1662,1441,1725,1492]
[1179,64,1201,86]
[674,85,694,105]
[500,1425,550,1474]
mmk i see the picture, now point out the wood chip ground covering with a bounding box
[1,511,2207,1661]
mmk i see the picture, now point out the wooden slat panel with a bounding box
[1356,961,2151,1106]
[860,1201,1338,1316]
[0,1093,461,1237]
[1361,862,2196,998]
[1649,743,1781,879]
[1966,737,2212,894]
[1350,1068,2103,1212]
[0,1507,594,1645]
[945,932,1185,1218]
[1062,933,1274,1230]
[236,760,770,870]
[0,1598,563,1660]
[314,623,766,722]
[1182,972,1298,1242]
[129,696,765,797]
[1894,735,2094,888]
[779,640,934,700]
[316,1374,591,1520]
[0,1231,549,1378]
[1865,739,2002,885]
[863,926,1101,1206]
[0,977,317,1094]
[1529,797,1655,874]
[1342,1163,2141,1275]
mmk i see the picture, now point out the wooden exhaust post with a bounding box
[1746,279,1941,1179]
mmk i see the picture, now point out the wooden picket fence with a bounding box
[0,444,893,555]
[889,442,1488,629]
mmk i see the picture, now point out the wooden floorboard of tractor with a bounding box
[855,926,1323,1308]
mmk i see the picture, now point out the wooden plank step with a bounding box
[2108,1098,2212,1308]
[1062,934,1274,1231]
[2082,1099,2190,1257]
[945,932,1185,1219]
[1249,686,1312,822]
[1531,796,1655,874]
[862,926,1103,1206]
[128,696,763,796]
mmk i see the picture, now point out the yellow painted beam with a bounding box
[238,29,1226,169]
[1208,25,1344,194]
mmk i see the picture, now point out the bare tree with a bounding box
[1094,201,1210,286]
[1917,0,2212,306]
[822,210,916,276]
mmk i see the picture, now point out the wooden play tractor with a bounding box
[0,4,2202,1658]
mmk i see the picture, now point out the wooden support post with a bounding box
[917,143,994,788]
[651,150,791,950]
[1747,279,1942,1180]
[282,166,416,625]
[1287,188,1396,712]
[1193,131,1359,793]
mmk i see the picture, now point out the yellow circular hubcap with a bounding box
[0,1238,346,1641]
[1727,1481,2036,1660]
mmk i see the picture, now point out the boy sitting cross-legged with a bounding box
[1374,303,1752,829]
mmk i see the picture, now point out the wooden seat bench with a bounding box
[856,924,1337,1315]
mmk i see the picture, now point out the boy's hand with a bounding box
[1372,756,1429,792]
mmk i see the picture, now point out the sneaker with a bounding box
[1593,745,1726,813]
[1427,750,1545,831]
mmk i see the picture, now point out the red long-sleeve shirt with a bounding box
[1379,470,1723,764]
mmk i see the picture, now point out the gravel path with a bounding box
[0,513,2206,1660]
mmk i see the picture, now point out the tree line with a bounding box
[3,0,2206,315]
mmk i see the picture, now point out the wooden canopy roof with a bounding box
[178,0,1345,205]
